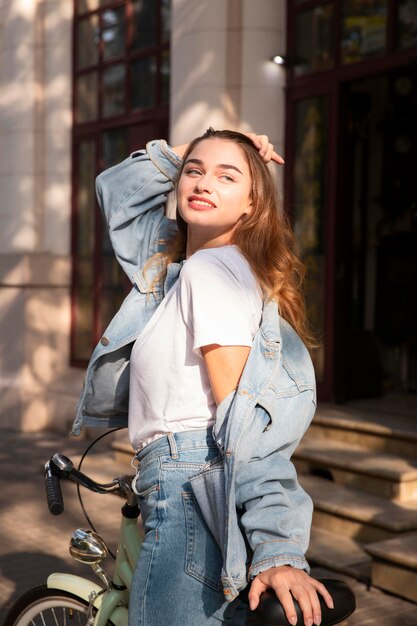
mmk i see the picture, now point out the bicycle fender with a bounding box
[47,574,128,626]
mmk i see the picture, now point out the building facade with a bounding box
[0,0,287,432]
[0,0,415,433]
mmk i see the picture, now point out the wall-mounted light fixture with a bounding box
[271,54,287,66]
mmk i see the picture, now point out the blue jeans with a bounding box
[129,429,248,626]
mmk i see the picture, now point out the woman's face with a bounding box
[177,138,252,249]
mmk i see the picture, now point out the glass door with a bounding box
[286,0,417,401]
[285,83,340,400]
[292,96,329,385]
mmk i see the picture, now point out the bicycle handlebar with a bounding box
[44,461,64,515]
[44,453,134,516]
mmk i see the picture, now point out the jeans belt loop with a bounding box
[167,432,179,459]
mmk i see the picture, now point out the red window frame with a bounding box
[71,0,170,366]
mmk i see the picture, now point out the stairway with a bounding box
[295,399,417,603]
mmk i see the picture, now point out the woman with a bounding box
[72,129,333,626]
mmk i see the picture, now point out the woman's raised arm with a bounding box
[96,140,182,282]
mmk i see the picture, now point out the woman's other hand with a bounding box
[174,134,284,164]
[248,565,334,626]
[245,133,285,165]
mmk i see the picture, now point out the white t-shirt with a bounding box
[128,245,263,450]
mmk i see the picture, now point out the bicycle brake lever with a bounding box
[50,453,74,476]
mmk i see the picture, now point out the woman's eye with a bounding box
[185,168,201,176]
[220,174,235,182]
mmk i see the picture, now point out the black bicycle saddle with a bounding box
[243,578,356,626]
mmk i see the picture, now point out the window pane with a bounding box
[77,15,99,69]
[77,0,99,14]
[131,0,157,50]
[76,72,98,122]
[73,141,96,361]
[295,4,335,76]
[102,127,128,168]
[397,0,417,49]
[342,0,387,64]
[76,142,95,265]
[102,64,126,118]
[160,49,170,104]
[131,56,157,109]
[100,248,126,331]
[161,0,171,43]
[293,97,328,382]
[103,7,126,61]
[100,130,128,332]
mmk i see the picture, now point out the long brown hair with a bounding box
[147,128,313,347]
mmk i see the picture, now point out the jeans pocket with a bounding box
[133,456,160,496]
[133,461,161,533]
[182,492,223,592]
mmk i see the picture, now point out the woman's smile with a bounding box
[177,137,252,253]
[187,195,217,210]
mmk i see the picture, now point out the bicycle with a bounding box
[4,441,356,626]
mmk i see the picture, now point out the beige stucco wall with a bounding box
[0,0,288,433]
[171,0,287,158]
[0,0,83,432]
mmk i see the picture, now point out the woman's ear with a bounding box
[244,201,253,216]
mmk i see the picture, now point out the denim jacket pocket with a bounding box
[182,492,223,592]
[189,458,225,548]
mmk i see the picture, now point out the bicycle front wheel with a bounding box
[4,584,105,626]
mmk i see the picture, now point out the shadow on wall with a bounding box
[170,1,285,145]
[0,1,72,251]
[0,1,82,432]
[0,272,83,431]
[172,0,242,136]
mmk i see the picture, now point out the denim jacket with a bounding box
[71,140,316,602]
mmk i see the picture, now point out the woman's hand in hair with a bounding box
[248,565,333,626]
[245,133,285,165]
[173,134,284,164]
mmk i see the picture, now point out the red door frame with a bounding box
[285,1,417,401]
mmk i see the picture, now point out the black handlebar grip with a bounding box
[45,466,64,515]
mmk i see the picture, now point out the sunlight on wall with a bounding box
[175,101,227,140]
[262,59,286,85]
[0,0,78,432]
[12,0,34,19]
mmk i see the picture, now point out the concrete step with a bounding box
[364,533,417,603]
[300,474,417,543]
[294,438,417,501]
[308,403,417,458]
[307,527,372,582]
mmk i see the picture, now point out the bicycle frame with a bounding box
[47,510,142,626]
[47,486,142,626]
